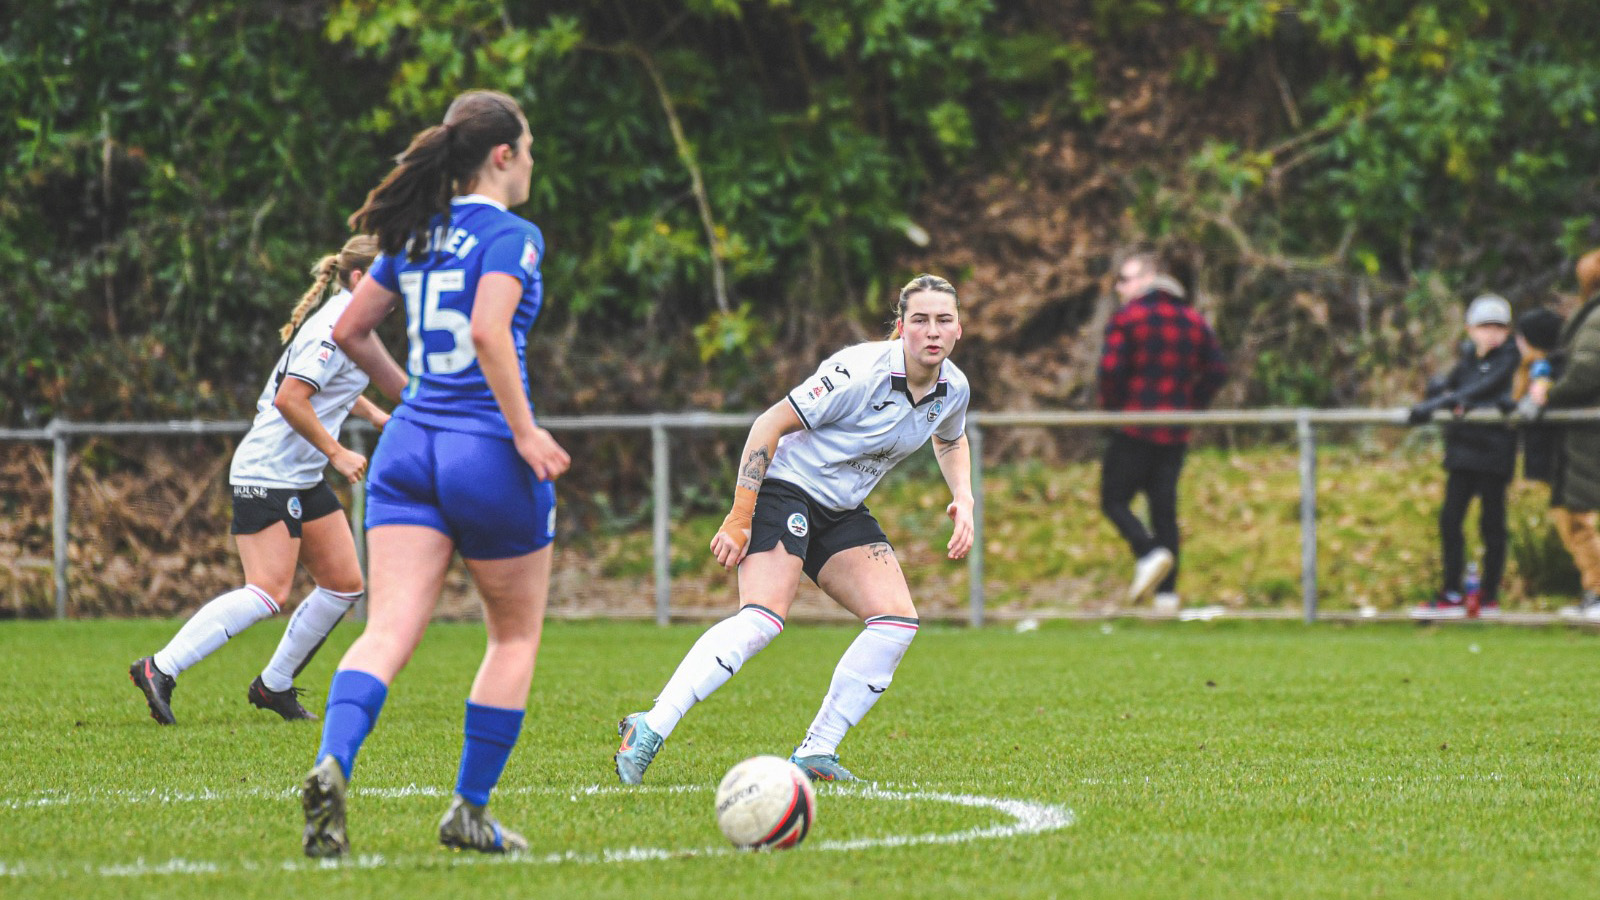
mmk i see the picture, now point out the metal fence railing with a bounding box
[4,407,1596,625]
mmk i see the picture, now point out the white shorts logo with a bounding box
[787,513,809,537]
[547,507,557,536]
[286,496,303,520]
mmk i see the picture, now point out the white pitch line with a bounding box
[0,783,1074,879]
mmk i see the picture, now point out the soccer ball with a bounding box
[713,755,816,850]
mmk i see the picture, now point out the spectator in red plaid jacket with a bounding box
[1097,252,1227,613]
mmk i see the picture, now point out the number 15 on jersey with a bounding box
[398,269,475,377]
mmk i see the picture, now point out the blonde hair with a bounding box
[279,234,380,343]
[890,274,960,338]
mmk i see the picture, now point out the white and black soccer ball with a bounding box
[714,755,816,850]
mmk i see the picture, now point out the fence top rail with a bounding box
[5,406,1596,441]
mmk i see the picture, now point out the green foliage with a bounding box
[1170,0,1600,285]
[692,303,770,363]
[7,1,1600,424]
[2,1,1088,423]
[1,1,390,423]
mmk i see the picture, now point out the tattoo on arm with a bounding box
[935,437,965,458]
[867,542,894,563]
[737,446,771,493]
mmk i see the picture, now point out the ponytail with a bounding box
[347,125,455,261]
[348,90,527,261]
[279,234,380,344]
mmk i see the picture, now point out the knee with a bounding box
[352,627,419,673]
[249,581,294,611]
[320,577,365,597]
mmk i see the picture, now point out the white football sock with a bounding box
[644,605,784,739]
[260,586,361,692]
[152,585,279,678]
[795,615,919,758]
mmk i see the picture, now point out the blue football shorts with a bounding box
[366,417,556,560]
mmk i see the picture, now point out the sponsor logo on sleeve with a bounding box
[809,385,826,399]
[521,237,539,274]
[317,340,336,364]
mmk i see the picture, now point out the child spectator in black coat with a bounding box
[1409,294,1520,619]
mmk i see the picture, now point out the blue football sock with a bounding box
[455,701,525,806]
[316,669,389,780]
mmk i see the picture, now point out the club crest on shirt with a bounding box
[520,237,539,274]
[787,513,809,537]
[927,398,944,423]
[286,496,303,520]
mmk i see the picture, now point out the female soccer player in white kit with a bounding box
[615,274,974,784]
[129,235,390,725]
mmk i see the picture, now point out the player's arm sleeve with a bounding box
[282,328,346,393]
[368,252,400,293]
[786,349,872,431]
[935,385,970,442]
[480,227,542,282]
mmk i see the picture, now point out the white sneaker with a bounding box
[1128,548,1174,604]
[1152,592,1181,615]
[1178,605,1226,622]
[1558,592,1600,621]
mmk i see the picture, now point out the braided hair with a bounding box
[279,234,379,343]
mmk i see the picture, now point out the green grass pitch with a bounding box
[3,618,1599,898]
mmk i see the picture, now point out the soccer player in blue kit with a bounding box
[298,90,570,858]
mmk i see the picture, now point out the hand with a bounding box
[370,409,391,431]
[514,427,571,481]
[330,448,368,483]
[1530,381,1550,405]
[710,511,753,570]
[945,498,974,560]
[1406,405,1433,426]
[1513,396,1546,422]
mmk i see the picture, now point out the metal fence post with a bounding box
[967,422,985,628]
[1297,413,1318,623]
[51,419,70,619]
[349,426,368,622]
[652,419,671,626]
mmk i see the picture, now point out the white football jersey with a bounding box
[230,290,371,489]
[766,340,969,511]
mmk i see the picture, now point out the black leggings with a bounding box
[1099,432,1187,594]
[1439,469,1509,602]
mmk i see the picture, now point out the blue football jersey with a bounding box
[369,195,545,438]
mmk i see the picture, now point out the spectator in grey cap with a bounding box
[1408,293,1520,619]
